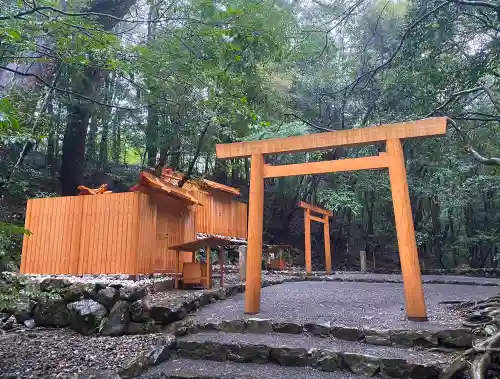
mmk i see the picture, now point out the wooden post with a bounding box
[324,215,332,273]
[360,250,367,273]
[304,208,312,274]
[206,246,212,288]
[245,154,265,314]
[373,251,376,269]
[219,248,224,288]
[386,138,428,321]
[175,250,180,289]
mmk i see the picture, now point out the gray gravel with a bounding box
[190,281,500,330]
[0,328,165,379]
[178,331,450,364]
[142,357,366,379]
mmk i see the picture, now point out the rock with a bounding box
[309,349,340,371]
[198,321,220,331]
[246,318,272,334]
[389,329,438,347]
[177,340,228,361]
[304,322,331,337]
[40,278,71,292]
[101,301,130,336]
[97,287,119,310]
[390,330,414,346]
[67,299,108,335]
[127,321,157,335]
[216,288,226,300]
[379,358,412,378]
[63,283,97,302]
[219,320,245,333]
[270,347,308,366]
[119,286,147,301]
[342,353,380,376]
[272,321,303,334]
[1,315,15,331]
[23,319,36,329]
[332,326,364,341]
[119,352,149,378]
[410,364,440,379]
[153,279,174,292]
[227,343,271,363]
[130,299,152,322]
[437,329,473,348]
[198,293,212,307]
[34,297,70,327]
[147,345,171,365]
[364,329,392,346]
[11,298,35,324]
[164,319,198,336]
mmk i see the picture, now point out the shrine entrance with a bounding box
[215,117,447,321]
[299,201,333,274]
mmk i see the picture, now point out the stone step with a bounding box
[173,331,453,378]
[188,318,473,349]
[141,357,366,379]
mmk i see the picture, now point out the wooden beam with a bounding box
[264,154,388,178]
[245,154,265,314]
[324,216,332,274]
[386,138,428,321]
[310,215,326,224]
[216,117,447,159]
[304,208,312,274]
[299,201,333,217]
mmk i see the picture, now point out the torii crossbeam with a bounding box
[298,201,333,274]
[216,117,448,321]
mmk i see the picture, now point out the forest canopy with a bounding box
[1,0,499,270]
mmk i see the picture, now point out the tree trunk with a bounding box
[86,115,98,168]
[60,67,102,195]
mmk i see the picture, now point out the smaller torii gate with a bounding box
[299,201,333,274]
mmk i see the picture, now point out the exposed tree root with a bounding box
[439,294,500,379]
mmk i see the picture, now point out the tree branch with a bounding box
[0,65,137,111]
[425,86,485,117]
[322,1,449,97]
[467,146,500,165]
[283,113,333,132]
[0,4,208,25]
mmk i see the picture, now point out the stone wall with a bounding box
[1,275,174,336]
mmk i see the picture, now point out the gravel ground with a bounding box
[142,357,366,379]
[0,328,166,379]
[335,272,500,286]
[190,281,500,330]
[20,273,174,288]
[178,331,450,364]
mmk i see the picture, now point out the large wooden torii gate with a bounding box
[299,201,333,274]
[216,117,448,321]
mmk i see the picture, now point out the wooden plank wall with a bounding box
[21,196,83,274]
[135,194,157,274]
[78,193,140,274]
[154,196,195,273]
[188,188,248,238]
[21,192,195,275]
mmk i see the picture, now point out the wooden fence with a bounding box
[21,192,195,275]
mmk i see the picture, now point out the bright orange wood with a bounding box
[310,215,326,224]
[324,216,332,274]
[216,118,447,159]
[245,154,265,314]
[21,191,197,275]
[304,208,312,274]
[264,154,388,178]
[182,262,203,284]
[298,201,333,217]
[386,138,427,321]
